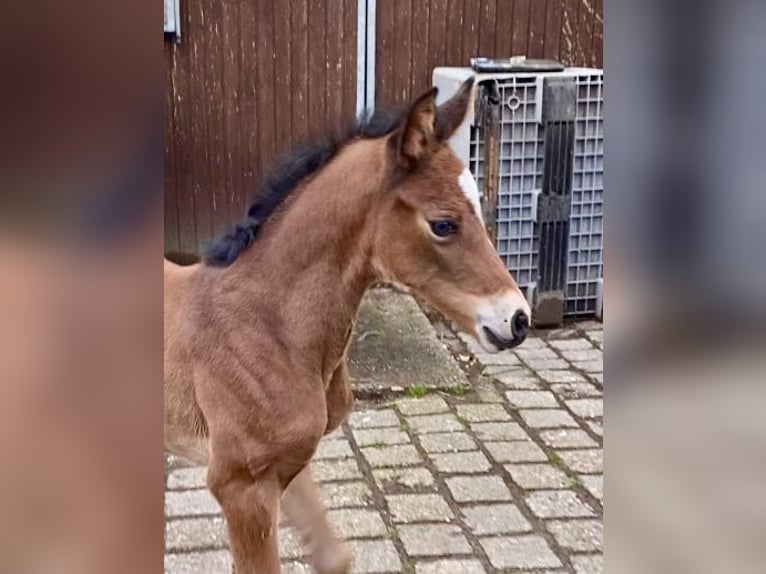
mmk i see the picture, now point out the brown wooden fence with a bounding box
[164,0,603,256]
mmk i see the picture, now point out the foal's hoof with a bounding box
[313,542,352,574]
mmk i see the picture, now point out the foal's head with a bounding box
[372,80,531,352]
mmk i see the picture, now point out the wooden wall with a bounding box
[164,0,603,255]
[375,0,603,106]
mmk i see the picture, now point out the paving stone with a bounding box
[590,373,604,385]
[373,467,436,490]
[470,422,528,441]
[386,494,453,523]
[571,554,604,574]
[350,409,400,428]
[164,550,231,574]
[517,336,547,349]
[312,458,363,482]
[551,382,603,398]
[281,563,312,574]
[328,509,387,539]
[407,413,464,433]
[429,451,492,474]
[319,482,373,509]
[315,439,354,459]
[558,450,603,474]
[548,338,594,351]
[565,398,603,419]
[560,349,602,362]
[326,426,346,440]
[524,358,571,370]
[395,395,449,415]
[398,524,472,556]
[474,351,521,366]
[455,403,511,422]
[506,390,559,409]
[526,490,595,518]
[519,409,579,428]
[419,431,477,453]
[165,517,228,551]
[167,467,207,490]
[165,489,221,518]
[505,464,570,489]
[515,347,560,360]
[460,503,532,535]
[362,444,422,468]
[415,559,486,574]
[587,420,603,436]
[346,539,402,573]
[279,527,307,559]
[484,440,549,463]
[547,519,603,551]
[482,364,524,376]
[539,370,588,383]
[573,360,603,373]
[493,371,542,389]
[480,535,562,569]
[446,476,512,502]
[539,429,598,449]
[581,474,604,503]
[353,428,410,447]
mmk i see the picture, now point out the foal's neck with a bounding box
[222,139,387,376]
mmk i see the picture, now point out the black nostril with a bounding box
[511,310,529,340]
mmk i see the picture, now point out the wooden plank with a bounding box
[376,0,396,106]
[239,0,260,201]
[543,0,562,61]
[528,0,547,59]
[342,0,358,121]
[273,0,293,154]
[445,0,465,65]
[428,0,449,81]
[495,0,514,56]
[326,0,345,128]
[511,0,531,57]
[164,41,180,254]
[291,0,310,142]
[308,0,327,135]
[576,0,595,66]
[592,0,603,67]
[393,0,413,104]
[410,0,431,97]
[559,0,579,65]
[462,0,481,63]
[221,0,244,219]
[477,0,498,58]
[256,0,277,170]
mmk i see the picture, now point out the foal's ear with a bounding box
[435,77,475,142]
[394,87,438,169]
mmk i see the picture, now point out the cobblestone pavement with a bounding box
[165,321,603,573]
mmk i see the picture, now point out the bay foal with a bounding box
[164,79,531,573]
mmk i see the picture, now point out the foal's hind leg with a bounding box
[282,466,352,574]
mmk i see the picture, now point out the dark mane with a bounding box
[203,107,405,267]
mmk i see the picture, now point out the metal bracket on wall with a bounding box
[164,0,181,39]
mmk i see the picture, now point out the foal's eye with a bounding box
[429,219,459,238]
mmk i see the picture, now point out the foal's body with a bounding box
[165,81,531,573]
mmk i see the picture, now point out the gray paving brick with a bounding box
[492,371,542,389]
[539,370,588,383]
[279,527,307,559]
[460,503,532,535]
[524,358,570,370]
[574,360,603,373]
[484,440,549,463]
[446,476,512,502]
[166,467,207,490]
[415,559,486,574]
[362,444,423,468]
[526,490,595,518]
[581,474,604,503]
[480,535,562,569]
[515,347,559,360]
[505,390,559,409]
[165,517,228,551]
[328,509,387,539]
[470,422,528,441]
[558,449,603,474]
[319,481,373,509]
[548,338,594,351]
[565,398,603,419]
[547,519,603,551]
[280,562,312,574]
[539,429,598,449]
[587,420,603,436]
[517,336,547,349]
[429,451,491,474]
[591,373,604,385]
[551,382,603,398]
[407,413,464,433]
[398,524,472,556]
[519,408,579,428]
[315,439,354,460]
[571,554,604,574]
[346,539,402,573]
[419,431,477,453]
[505,464,570,489]
[455,403,511,422]
[386,494,453,523]
[164,550,231,574]
[350,409,400,428]
[482,364,524,376]
[474,351,521,366]
[312,458,362,482]
[396,395,449,415]
[373,467,436,490]
[353,427,410,447]
[561,349,602,362]
[165,489,221,518]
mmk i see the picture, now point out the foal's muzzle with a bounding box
[483,311,529,351]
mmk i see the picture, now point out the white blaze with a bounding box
[458,168,483,223]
